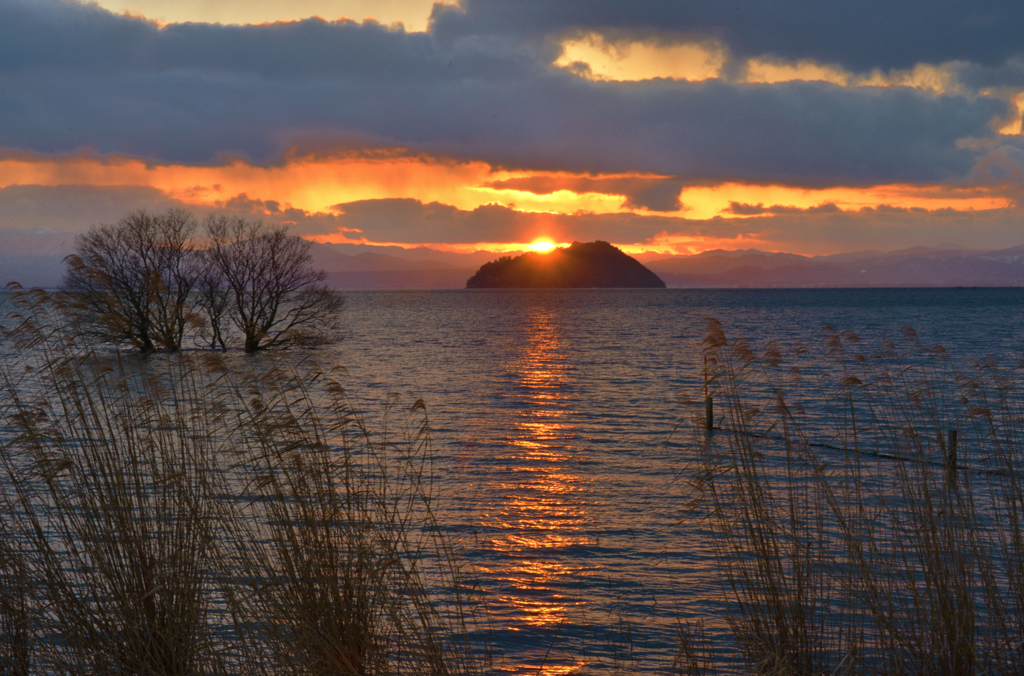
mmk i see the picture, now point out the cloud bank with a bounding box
[0,0,1022,255]
[0,0,1012,185]
[432,0,1024,72]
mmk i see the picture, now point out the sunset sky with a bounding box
[2,0,1024,254]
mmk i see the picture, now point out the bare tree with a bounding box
[205,217,343,353]
[62,209,201,353]
[194,253,231,352]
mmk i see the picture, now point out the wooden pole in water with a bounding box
[947,429,958,481]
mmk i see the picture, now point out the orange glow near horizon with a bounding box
[0,151,645,217]
[307,235,588,255]
[0,151,1009,225]
[620,232,774,256]
[0,149,1017,256]
[679,182,1012,220]
[529,239,557,253]
[310,230,775,259]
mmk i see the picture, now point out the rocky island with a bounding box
[466,240,666,288]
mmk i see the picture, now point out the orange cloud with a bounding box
[997,91,1024,135]
[745,59,959,94]
[556,34,725,82]
[557,34,965,96]
[679,182,1012,220]
[0,149,1016,256]
[89,0,439,32]
[0,150,637,217]
[0,150,1008,224]
[627,232,774,256]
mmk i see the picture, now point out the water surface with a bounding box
[332,288,1024,673]
[4,287,1021,672]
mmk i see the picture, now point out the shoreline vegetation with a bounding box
[4,284,1024,674]
[0,288,483,676]
[61,209,343,355]
[676,319,1024,674]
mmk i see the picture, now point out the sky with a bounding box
[2,0,1024,255]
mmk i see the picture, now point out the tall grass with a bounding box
[0,286,484,675]
[677,319,1024,675]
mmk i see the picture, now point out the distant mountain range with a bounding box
[643,246,1024,287]
[3,228,1024,289]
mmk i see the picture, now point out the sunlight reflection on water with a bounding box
[487,304,592,634]
[331,288,1024,674]
[6,288,1024,674]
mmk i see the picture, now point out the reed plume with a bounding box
[679,318,1024,675]
[0,285,484,676]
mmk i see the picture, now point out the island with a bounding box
[465,240,666,288]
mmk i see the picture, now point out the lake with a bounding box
[3,286,1022,673]
[329,287,1024,674]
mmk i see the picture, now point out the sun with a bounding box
[529,239,557,254]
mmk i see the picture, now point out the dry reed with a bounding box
[0,286,484,675]
[677,318,1024,675]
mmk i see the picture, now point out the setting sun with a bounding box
[529,239,557,254]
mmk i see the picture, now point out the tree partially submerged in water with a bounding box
[62,209,202,352]
[61,209,343,353]
[0,288,485,675]
[205,216,343,352]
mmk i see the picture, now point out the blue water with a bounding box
[4,287,1023,673]
[329,287,1024,674]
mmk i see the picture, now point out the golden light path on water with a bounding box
[477,304,592,673]
[325,289,1024,673]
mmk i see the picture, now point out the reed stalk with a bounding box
[680,319,1024,675]
[0,286,484,675]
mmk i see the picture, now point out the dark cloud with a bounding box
[331,199,527,243]
[728,202,771,216]
[0,0,443,80]
[727,202,842,215]
[0,183,358,239]
[481,175,686,211]
[951,59,1024,91]
[329,197,693,243]
[431,0,1024,73]
[0,0,1009,186]
[621,179,688,212]
[970,137,1024,181]
[730,205,1024,254]
[327,196,1024,252]
[0,183,186,232]
[0,183,338,235]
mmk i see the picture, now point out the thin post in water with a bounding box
[946,429,958,481]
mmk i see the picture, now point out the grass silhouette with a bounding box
[675,319,1024,674]
[8,283,1024,675]
[0,286,484,676]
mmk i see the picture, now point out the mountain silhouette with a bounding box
[466,241,666,288]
